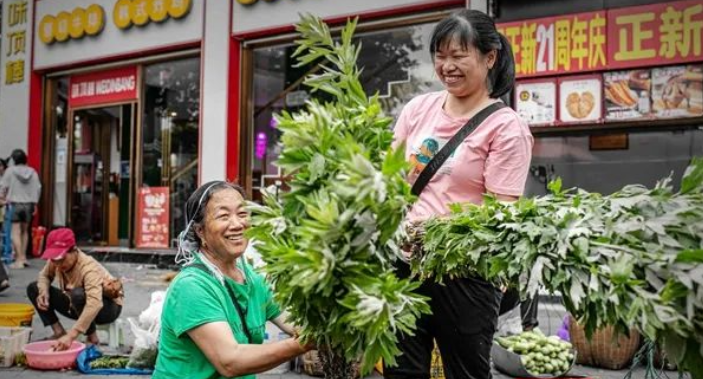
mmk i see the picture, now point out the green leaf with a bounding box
[680,157,703,194]
[547,177,563,195]
[675,249,703,264]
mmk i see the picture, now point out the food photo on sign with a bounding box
[558,75,603,124]
[515,80,557,127]
[604,69,652,121]
[652,65,703,118]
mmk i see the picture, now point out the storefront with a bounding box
[229,0,467,201]
[494,0,703,196]
[33,0,204,247]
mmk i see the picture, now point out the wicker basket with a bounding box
[568,315,640,370]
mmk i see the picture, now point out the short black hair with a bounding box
[10,149,27,165]
[430,9,516,99]
[0,158,7,169]
[184,181,247,247]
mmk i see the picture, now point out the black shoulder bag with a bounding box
[410,102,506,196]
[187,263,253,342]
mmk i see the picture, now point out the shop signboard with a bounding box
[0,0,33,156]
[69,66,138,108]
[34,0,203,70]
[497,11,608,78]
[558,75,603,124]
[232,0,456,35]
[136,186,170,248]
[651,65,703,119]
[514,79,557,127]
[607,0,703,70]
[603,69,652,122]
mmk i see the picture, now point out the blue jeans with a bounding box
[1,204,12,263]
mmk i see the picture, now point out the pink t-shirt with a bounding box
[394,91,534,222]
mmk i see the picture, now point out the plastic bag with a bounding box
[77,345,152,375]
[138,291,166,328]
[496,305,523,337]
[126,318,159,370]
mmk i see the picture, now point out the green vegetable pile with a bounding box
[14,352,26,367]
[496,330,574,376]
[247,15,429,377]
[414,158,703,377]
[89,356,130,369]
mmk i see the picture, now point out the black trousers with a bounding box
[26,281,122,335]
[499,288,539,330]
[384,262,502,379]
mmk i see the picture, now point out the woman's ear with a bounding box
[194,223,204,241]
[486,50,498,70]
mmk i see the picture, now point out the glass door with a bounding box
[68,104,135,245]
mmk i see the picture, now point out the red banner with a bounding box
[69,66,138,108]
[136,186,170,249]
[608,0,703,70]
[498,11,607,78]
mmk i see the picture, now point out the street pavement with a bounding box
[0,255,673,379]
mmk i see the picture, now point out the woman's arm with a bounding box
[188,321,310,378]
[270,314,297,336]
[491,193,518,202]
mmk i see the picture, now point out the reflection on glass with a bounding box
[142,57,200,246]
[525,129,703,197]
[50,78,70,227]
[250,22,442,200]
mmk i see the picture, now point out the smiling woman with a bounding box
[386,9,534,379]
[152,181,313,379]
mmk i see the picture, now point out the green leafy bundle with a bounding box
[90,356,130,370]
[415,158,703,377]
[246,15,429,376]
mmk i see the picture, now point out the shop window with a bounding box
[141,57,200,246]
[526,128,703,197]
[250,22,442,199]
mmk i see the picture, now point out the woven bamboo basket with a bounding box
[568,315,640,370]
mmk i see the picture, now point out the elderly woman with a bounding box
[153,181,312,379]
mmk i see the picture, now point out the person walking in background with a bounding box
[0,149,42,269]
[27,228,124,350]
[0,158,9,292]
[386,9,533,379]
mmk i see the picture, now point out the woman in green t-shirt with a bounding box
[153,181,313,379]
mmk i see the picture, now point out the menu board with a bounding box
[604,70,652,121]
[515,80,557,126]
[652,65,703,119]
[558,75,603,124]
[136,186,170,249]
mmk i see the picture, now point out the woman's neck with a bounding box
[200,249,245,283]
[444,89,495,119]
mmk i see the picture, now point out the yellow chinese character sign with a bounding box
[608,0,703,69]
[5,60,25,84]
[498,11,607,78]
[113,0,192,30]
[37,5,105,44]
[3,1,28,85]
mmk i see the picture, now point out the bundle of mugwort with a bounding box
[413,158,703,377]
[247,15,429,377]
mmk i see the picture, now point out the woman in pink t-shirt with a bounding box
[385,9,533,379]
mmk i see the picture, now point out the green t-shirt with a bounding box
[152,256,282,379]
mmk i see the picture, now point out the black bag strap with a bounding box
[186,263,253,342]
[411,102,506,196]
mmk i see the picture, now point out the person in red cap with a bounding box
[26,228,124,351]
